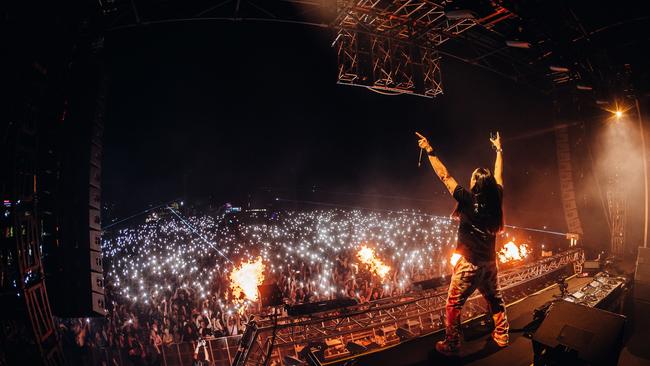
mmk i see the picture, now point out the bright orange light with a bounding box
[357,245,391,280]
[450,253,462,267]
[603,101,631,121]
[498,240,530,263]
[229,257,265,302]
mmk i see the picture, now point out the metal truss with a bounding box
[498,248,584,291]
[421,47,443,97]
[335,29,443,97]
[98,0,525,98]
[1,118,64,366]
[607,175,626,255]
[236,248,584,365]
[100,0,621,94]
[332,0,476,97]
[333,0,475,45]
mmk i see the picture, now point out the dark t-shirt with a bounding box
[453,185,503,263]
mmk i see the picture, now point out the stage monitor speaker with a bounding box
[396,327,415,341]
[583,260,601,274]
[298,342,326,366]
[257,284,283,307]
[532,301,625,366]
[345,341,368,354]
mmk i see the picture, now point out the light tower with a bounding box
[607,173,627,255]
[607,109,627,255]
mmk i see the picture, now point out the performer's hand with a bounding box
[415,132,433,153]
[490,131,502,151]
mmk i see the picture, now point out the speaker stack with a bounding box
[43,47,107,317]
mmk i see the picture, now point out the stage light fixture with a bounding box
[549,65,570,73]
[444,9,476,20]
[505,40,531,49]
[606,101,629,120]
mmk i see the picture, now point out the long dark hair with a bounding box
[453,168,504,233]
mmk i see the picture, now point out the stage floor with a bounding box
[352,275,650,366]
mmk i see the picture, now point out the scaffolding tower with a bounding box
[608,173,627,255]
[1,117,64,366]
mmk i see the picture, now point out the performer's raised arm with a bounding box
[416,132,458,195]
[416,131,509,356]
[490,132,503,187]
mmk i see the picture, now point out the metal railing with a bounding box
[89,335,242,366]
[237,248,584,366]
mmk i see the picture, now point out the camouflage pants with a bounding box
[444,255,509,345]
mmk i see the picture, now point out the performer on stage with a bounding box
[416,131,509,355]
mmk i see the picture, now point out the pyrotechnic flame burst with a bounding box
[357,245,391,280]
[498,240,530,263]
[229,257,265,302]
[449,252,462,267]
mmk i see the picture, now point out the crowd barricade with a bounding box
[92,335,242,366]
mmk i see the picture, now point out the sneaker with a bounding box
[435,340,460,356]
[491,332,508,348]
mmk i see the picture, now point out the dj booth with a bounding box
[531,273,628,366]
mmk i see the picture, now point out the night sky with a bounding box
[102,21,575,233]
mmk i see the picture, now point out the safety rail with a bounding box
[236,248,584,366]
[87,335,242,366]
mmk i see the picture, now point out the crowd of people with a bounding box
[59,208,469,364]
